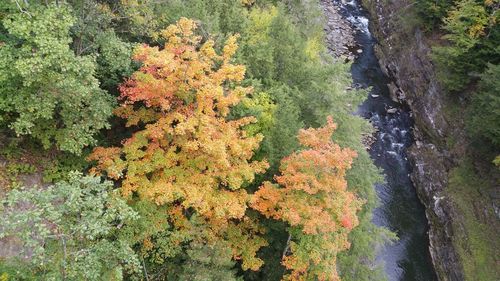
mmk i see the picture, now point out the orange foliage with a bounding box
[251,117,363,280]
[88,18,268,270]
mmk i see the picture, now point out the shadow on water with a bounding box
[333,0,438,280]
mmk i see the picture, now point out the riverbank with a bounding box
[321,0,356,59]
[360,0,500,280]
[322,1,437,280]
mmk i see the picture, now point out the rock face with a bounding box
[408,142,464,281]
[321,0,356,59]
[360,0,466,280]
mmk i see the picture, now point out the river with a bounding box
[334,0,438,280]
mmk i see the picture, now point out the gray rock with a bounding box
[387,107,397,114]
[321,0,357,58]
[365,0,471,279]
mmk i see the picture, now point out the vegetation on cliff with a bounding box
[418,0,499,153]
[403,0,499,279]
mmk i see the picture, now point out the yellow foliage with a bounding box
[88,18,268,270]
[304,36,322,61]
[240,92,277,136]
[493,155,500,168]
[247,7,278,44]
[252,117,363,280]
[241,0,255,6]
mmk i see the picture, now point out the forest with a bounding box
[0,0,498,280]
[418,0,499,150]
[0,0,386,280]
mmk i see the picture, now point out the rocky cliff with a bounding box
[359,0,466,280]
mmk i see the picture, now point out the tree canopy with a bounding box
[0,1,385,280]
[0,2,114,153]
[0,173,140,280]
[252,117,363,281]
[88,18,269,272]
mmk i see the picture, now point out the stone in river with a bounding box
[387,107,397,114]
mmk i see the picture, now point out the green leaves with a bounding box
[431,0,500,92]
[0,1,388,280]
[467,63,500,146]
[0,172,140,280]
[443,0,489,48]
[0,3,114,154]
[416,0,454,28]
[176,241,242,281]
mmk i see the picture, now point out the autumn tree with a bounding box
[88,18,268,271]
[0,1,387,280]
[251,117,363,281]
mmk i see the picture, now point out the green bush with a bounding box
[42,153,88,183]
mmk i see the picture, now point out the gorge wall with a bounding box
[359,1,467,280]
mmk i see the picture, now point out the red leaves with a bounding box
[296,116,338,150]
[252,116,361,235]
[87,147,123,180]
[251,116,363,280]
[88,18,268,270]
[340,215,353,230]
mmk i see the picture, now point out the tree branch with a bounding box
[14,0,32,18]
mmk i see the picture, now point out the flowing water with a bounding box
[334,0,438,280]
